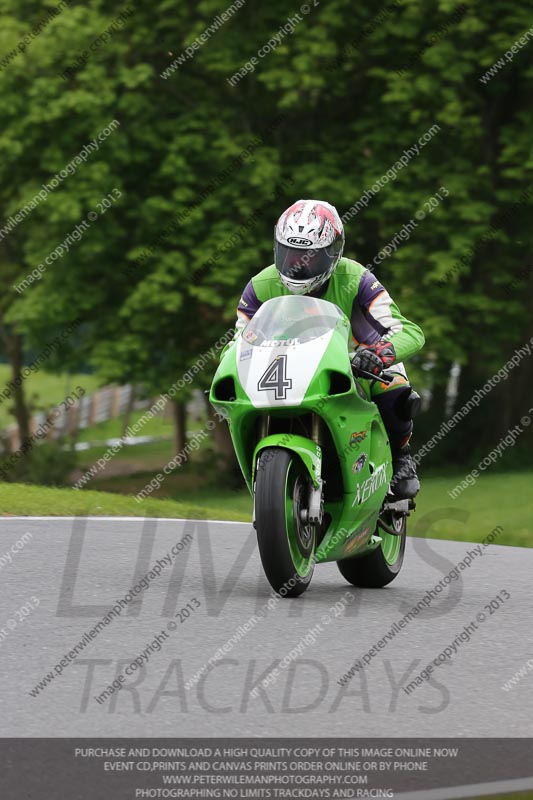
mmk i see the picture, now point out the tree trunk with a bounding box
[172,399,187,459]
[8,332,32,451]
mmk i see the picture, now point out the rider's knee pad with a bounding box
[394,387,422,421]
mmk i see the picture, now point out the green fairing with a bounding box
[253,434,322,488]
[210,295,394,564]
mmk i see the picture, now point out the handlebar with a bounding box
[351,366,394,384]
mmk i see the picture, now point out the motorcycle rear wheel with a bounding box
[255,447,316,597]
[337,512,406,588]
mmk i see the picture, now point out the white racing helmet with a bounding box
[274,199,345,294]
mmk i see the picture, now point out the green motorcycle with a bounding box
[210,294,415,597]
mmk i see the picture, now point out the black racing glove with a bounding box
[351,341,396,377]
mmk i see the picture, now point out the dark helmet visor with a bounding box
[274,243,336,281]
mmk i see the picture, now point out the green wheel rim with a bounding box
[380,516,403,565]
[284,460,315,578]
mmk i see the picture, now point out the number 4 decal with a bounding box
[257,355,293,400]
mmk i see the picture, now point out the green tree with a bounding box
[1,0,531,471]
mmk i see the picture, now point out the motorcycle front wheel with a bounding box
[255,447,316,598]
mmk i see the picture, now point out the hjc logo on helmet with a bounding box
[287,236,313,247]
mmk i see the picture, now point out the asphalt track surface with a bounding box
[1,516,532,737]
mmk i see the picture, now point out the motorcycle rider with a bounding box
[232,199,424,499]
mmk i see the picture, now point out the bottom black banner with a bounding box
[0,738,532,799]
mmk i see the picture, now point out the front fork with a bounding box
[252,414,324,527]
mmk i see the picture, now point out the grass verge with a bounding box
[0,471,531,548]
[0,483,250,521]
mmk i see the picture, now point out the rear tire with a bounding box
[337,512,406,588]
[255,448,316,598]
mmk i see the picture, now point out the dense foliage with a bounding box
[0,0,531,466]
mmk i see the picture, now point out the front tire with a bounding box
[255,448,316,597]
[337,512,406,588]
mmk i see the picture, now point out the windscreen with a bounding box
[242,295,344,347]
